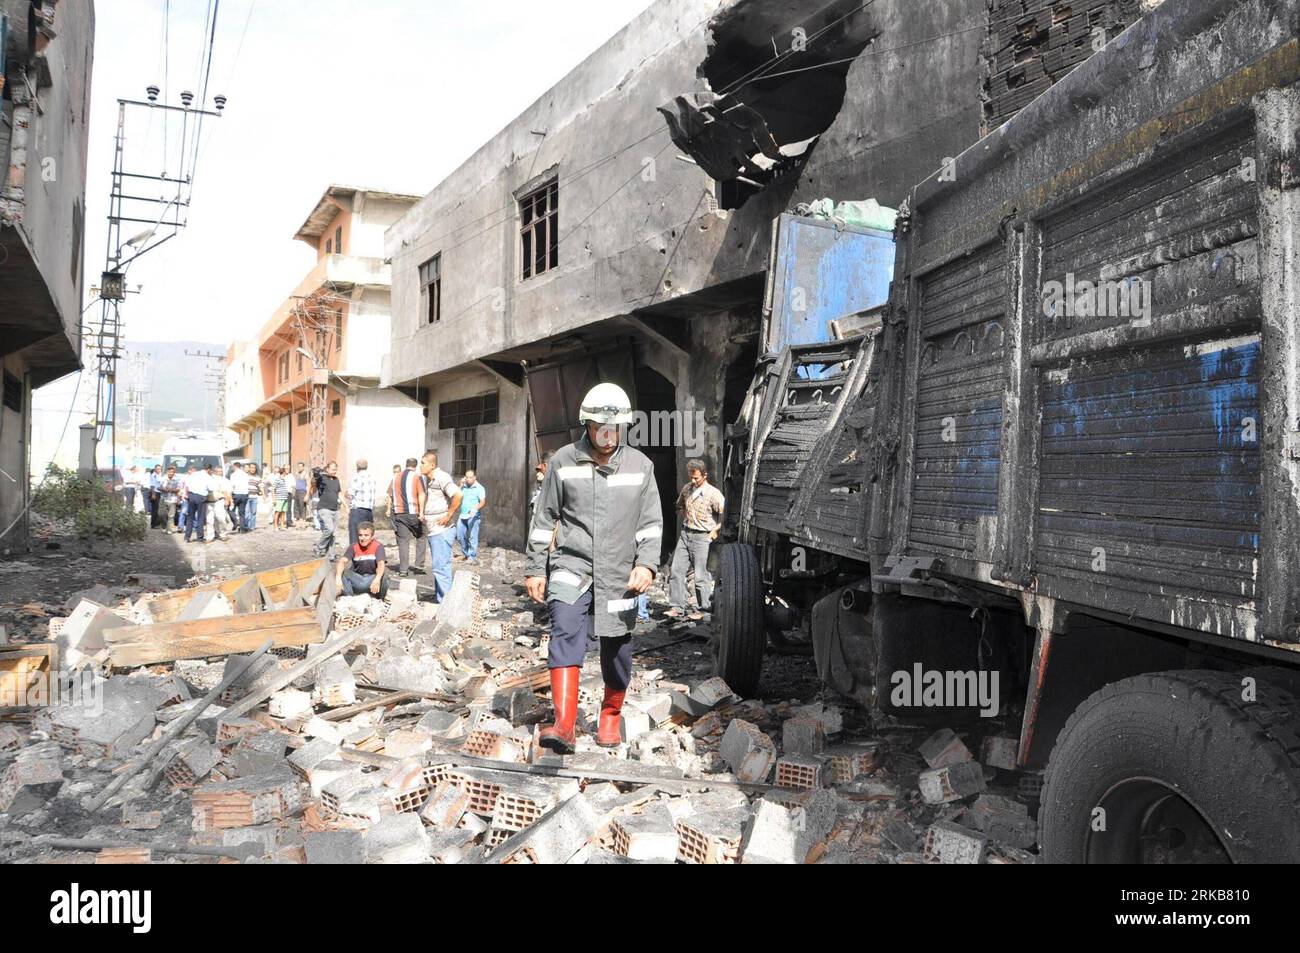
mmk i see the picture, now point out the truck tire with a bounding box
[1039,670,1300,863]
[712,542,765,697]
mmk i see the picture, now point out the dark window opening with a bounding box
[297,410,309,425]
[2,372,22,413]
[325,239,333,254]
[453,427,477,476]
[331,399,341,417]
[439,392,499,430]
[420,254,442,324]
[335,225,343,254]
[519,179,559,280]
[335,313,343,351]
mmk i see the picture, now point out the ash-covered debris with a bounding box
[0,546,1038,864]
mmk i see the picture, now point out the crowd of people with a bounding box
[123,460,315,543]
[120,406,724,624]
[326,452,488,605]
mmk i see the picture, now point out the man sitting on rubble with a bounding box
[334,520,390,599]
[525,382,662,753]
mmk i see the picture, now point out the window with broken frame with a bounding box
[519,179,558,280]
[420,254,442,324]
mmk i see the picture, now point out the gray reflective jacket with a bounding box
[526,434,662,637]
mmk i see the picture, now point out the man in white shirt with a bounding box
[420,449,462,602]
[183,465,213,543]
[207,466,234,540]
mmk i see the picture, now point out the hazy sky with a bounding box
[32,0,656,469]
[84,0,657,346]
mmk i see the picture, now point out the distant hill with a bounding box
[114,340,228,432]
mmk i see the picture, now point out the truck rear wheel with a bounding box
[1039,670,1300,863]
[711,543,765,697]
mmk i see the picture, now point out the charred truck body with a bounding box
[717,0,1300,861]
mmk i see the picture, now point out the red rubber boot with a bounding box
[538,666,579,754]
[596,687,626,747]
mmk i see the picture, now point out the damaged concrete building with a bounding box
[0,0,94,548]
[383,0,1149,548]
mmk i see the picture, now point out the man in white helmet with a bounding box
[525,382,663,753]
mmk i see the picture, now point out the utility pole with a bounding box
[124,350,150,463]
[186,348,228,433]
[87,86,226,482]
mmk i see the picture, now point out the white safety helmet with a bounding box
[578,382,634,425]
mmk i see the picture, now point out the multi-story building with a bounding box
[224,185,425,482]
[0,0,94,547]
[383,0,1148,550]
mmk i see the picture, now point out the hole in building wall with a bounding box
[658,0,880,209]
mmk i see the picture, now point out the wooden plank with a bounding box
[105,607,324,667]
[314,570,336,635]
[1,651,51,708]
[145,559,327,623]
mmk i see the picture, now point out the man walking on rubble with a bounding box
[525,382,662,753]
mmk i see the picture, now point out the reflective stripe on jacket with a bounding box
[525,434,662,638]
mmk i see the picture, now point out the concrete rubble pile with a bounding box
[0,553,1040,864]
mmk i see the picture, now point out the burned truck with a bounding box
[714,0,1300,861]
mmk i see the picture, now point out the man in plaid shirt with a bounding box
[346,459,377,548]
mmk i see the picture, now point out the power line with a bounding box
[186,0,222,202]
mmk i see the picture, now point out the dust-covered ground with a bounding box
[0,511,1037,864]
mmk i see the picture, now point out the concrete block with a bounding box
[386,589,418,613]
[230,730,290,777]
[775,754,826,790]
[918,760,987,805]
[923,819,986,864]
[427,828,477,864]
[691,676,739,709]
[223,823,279,857]
[384,729,433,759]
[63,584,117,612]
[626,692,672,725]
[491,793,596,864]
[269,688,314,720]
[619,706,653,744]
[287,737,341,781]
[305,830,366,864]
[782,716,826,756]
[376,657,447,694]
[163,737,220,787]
[0,725,22,752]
[790,701,843,737]
[304,759,360,798]
[121,802,163,830]
[0,742,63,813]
[610,803,679,861]
[980,734,1020,771]
[364,813,430,864]
[420,780,471,831]
[221,653,281,698]
[397,577,418,596]
[60,600,134,653]
[919,728,973,769]
[312,657,357,708]
[970,794,1035,848]
[741,788,839,864]
[178,590,235,621]
[823,742,884,784]
[76,700,156,759]
[719,719,776,783]
[415,709,464,738]
[675,808,749,864]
